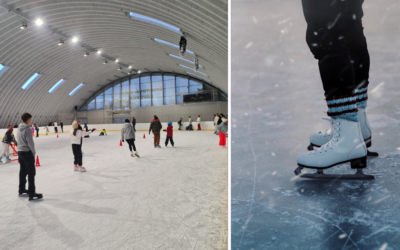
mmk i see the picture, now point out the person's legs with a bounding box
[18,152,28,193]
[153,133,157,145]
[126,139,133,151]
[131,139,136,152]
[165,137,169,146]
[302,0,358,121]
[72,144,78,165]
[155,133,160,145]
[170,137,174,146]
[36,130,39,137]
[26,153,36,196]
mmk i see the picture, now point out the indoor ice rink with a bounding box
[0,1,228,249]
[232,0,400,249]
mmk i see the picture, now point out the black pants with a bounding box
[165,136,174,146]
[61,126,63,133]
[55,127,58,133]
[178,124,182,130]
[301,0,369,98]
[126,139,136,151]
[72,144,82,166]
[18,151,36,195]
[36,130,39,137]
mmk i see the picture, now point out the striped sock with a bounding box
[326,94,358,122]
[355,87,368,108]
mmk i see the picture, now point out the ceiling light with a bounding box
[115,59,119,62]
[20,22,27,29]
[118,67,122,71]
[49,79,66,93]
[69,83,84,96]
[22,73,42,90]
[58,39,64,45]
[72,37,78,43]
[138,70,141,73]
[128,71,131,75]
[35,19,43,26]
[97,50,101,54]
[84,51,89,57]
[128,66,132,69]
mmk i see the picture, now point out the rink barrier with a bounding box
[0,121,219,138]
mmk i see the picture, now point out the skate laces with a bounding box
[311,121,340,154]
[319,118,333,137]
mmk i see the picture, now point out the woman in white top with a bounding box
[70,121,95,172]
[197,115,201,131]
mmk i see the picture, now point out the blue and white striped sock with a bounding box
[326,94,358,122]
[355,87,368,109]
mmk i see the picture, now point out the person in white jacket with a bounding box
[214,114,220,134]
[70,121,95,172]
[197,115,201,131]
[121,119,140,157]
[54,121,58,134]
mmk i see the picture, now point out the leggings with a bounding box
[72,144,82,166]
[165,137,174,146]
[126,139,136,152]
[301,0,369,98]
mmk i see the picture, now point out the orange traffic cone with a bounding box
[120,140,123,146]
[143,134,146,139]
[57,134,59,138]
[35,155,41,167]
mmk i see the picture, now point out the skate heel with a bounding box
[364,137,371,148]
[350,156,367,169]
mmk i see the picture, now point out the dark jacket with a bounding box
[132,119,136,126]
[149,121,162,133]
[2,131,17,145]
[178,120,182,125]
[78,125,82,131]
[60,122,63,127]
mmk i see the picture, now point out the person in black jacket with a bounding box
[60,120,64,133]
[178,118,183,131]
[132,117,136,132]
[34,124,39,137]
[78,121,84,154]
[13,123,18,128]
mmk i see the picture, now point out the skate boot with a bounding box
[131,151,134,157]
[308,109,378,156]
[295,118,373,180]
[134,151,140,157]
[5,156,11,163]
[79,166,86,172]
[74,164,79,171]
[154,144,157,148]
[157,144,161,148]
[29,193,43,201]
[18,189,28,196]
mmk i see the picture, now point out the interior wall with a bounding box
[63,102,228,124]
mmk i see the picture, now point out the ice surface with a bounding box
[232,0,400,249]
[0,131,227,249]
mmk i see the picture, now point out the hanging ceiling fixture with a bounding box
[58,39,64,46]
[20,22,27,29]
[84,51,89,57]
[103,60,108,64]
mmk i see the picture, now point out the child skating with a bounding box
[1,127,17,163]
[121,119,140,157]
[216,118,228,148]
[164,122,174,147]
[99,129,107,136]
[70,121,95,172]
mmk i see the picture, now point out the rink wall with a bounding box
[0,121,220,138]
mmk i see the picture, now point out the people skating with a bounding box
[164,122,174,147]
[60,120,64,133]
[178,118,183,131]
[214,114,220,134]
[99,129,107,136]
[197,115,201,131]
[17,113,42,201]
[45,125,49,136]
[54,121,58,134]
[34,124,39,137]
[31,125,35,137]
[294,0,374,179]
[13,123,18,128]
[70,121,95,172]
[1,127,17,163]
[78,121,84,154]
[132,117,136,132]
[216,118,228,148]
[83,122,90,138]
[121,119,140,157]
[187,116,193,131]
[149,115,162,148]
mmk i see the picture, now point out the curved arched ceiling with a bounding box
[0,0,227,126]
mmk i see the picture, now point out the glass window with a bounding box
[176,76,188,104]
[140,73,151,107]
[114,118,124,123]
[152,73,163,106]
[130,76,140,108]
[114,83,121,110]
[163,74,175,105]
[189,79,203,93]
[96,93,104,110]
[88,99,95,110]
[104,87,113,110]
[122,80,130,110]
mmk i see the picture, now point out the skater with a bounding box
[70,121,95,172]
[216,118,228,147]
[54,121,58,134]
[45,125,49,135]
[132,117,136,132]
[214,114,220,134]
[149,115,162,148]
[31,125,35,137]
[83,122,90,138]
[1,127,17,163]
[60,120,64,133]
[197,115,201,131]
[121,119,140,157]
[164,122,174,147]
[294,0,375,179]
[13,123,18,128]
[99,129,107,136]
[187,116,193,131]
[178,118,183,131]
[34,124,39,137]
[17,113,42,201]
[77,121,84,154]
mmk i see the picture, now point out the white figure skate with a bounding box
[308,108,378,156]
[295,118,374,180]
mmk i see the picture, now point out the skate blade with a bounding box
[29,196,43,201]
[298,173,374,180]
[367,150,379,157]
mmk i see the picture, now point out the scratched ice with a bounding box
[0,131,228,250]
[232,0,400,249]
